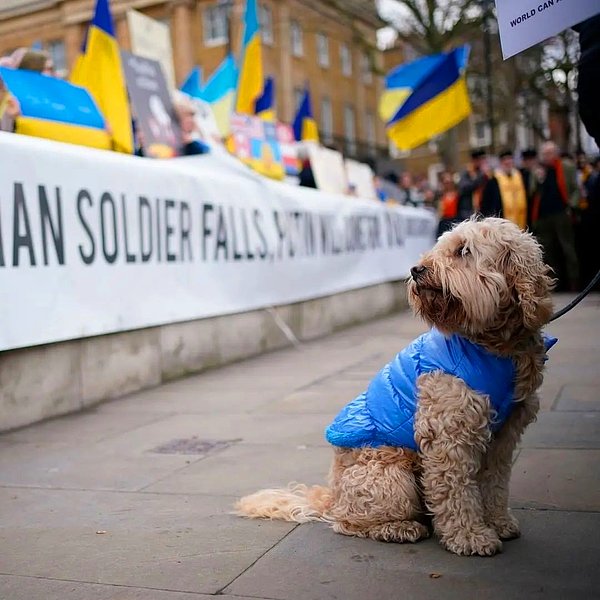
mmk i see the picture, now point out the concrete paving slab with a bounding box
[0,487,294,595]
[556,384,600,411]
[144,442,331,496]
[0,575,265,600]
[510,449,600,511]
[98,386,284,415]
[102,412,332,452]
[225,511,600,600]
[0,433,197,491]
[3,409,168,444]
[255,388,358,415]
[521,412,600,449]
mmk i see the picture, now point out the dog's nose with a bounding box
[411,265,426,279]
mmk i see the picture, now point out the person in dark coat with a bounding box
[457,149,489,219]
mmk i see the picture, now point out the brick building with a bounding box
[0,0,388,161]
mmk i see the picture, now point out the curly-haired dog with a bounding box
[236,218,556,556]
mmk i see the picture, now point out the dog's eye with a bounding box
[455,246,470,257]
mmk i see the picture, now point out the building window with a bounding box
[340,43,352,77]
[203,4,228,46]
[365,110,376,155]
[316,33,329,68]
[46,39,66,72]
[260,4,274,45]
[290,20,303,57]
[321,96,333,144]
[344,103,356,155]
[470,119,491,147]
[361,52,372,84]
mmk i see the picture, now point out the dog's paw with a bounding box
[443,527,502,556]
[488,512,521,540]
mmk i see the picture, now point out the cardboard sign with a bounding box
[495,0,600,59]
[345,159,376,200]
[121,51,182,158]
[229,113,285,180]
[127,10,176,89]
[275,123,299,176]
[307,144,348,195]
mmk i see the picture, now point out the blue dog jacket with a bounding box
[325,329,557,451]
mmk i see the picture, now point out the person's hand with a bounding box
[5,94,20,118]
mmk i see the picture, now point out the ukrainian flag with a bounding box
[181,66,203,98]
[201,54,238,136]
[70,0,133,153]
[236,0,263,115]
[1,66,110,150]
[292,87,319,142]
[254,76,275,121]
[380,46,471,151]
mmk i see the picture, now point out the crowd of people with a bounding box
[375,143,600,292]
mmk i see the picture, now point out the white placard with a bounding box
[345,159,376,201]
[307,144,348,194]
[495,0,600,59]
[127,9,176,89]
[0,133,436,351]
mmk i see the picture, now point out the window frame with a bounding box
[203,4,228,47]
[340,42,352,77]
[290,19,303,57]
[316,32,330,68]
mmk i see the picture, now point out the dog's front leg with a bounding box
[415,372,502,556]
[479,393,540,540]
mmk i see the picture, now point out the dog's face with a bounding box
[407,218,554,338]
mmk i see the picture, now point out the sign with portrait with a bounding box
[121,51,182,158]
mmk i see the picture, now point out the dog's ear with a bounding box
[505,233,554,330]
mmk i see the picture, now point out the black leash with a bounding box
[549,268,600,322]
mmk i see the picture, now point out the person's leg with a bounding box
[533,216,560,282]
[555,212,580,290]
[329,446,428,543]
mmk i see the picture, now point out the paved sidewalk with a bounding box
[1,294,599,600]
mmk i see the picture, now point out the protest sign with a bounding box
[127,10,176,89]
[229,113,285,180]
[0,131,436,351]
[121,51,182,158]
[495,0,600,59]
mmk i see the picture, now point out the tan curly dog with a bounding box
[235,218,555,556]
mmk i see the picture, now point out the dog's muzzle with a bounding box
[410,265,427,281]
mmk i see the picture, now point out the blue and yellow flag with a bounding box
[292,87,319,142]
[70,0,133,153]
[181,66,203,98]
[201,54,238,136]
[254,76,275,121]
[380,46,471,151]
[236,0,263,115]
[1,66,110,150]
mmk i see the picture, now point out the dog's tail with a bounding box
[234,483,333,523]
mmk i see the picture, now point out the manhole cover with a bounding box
[150,437,240,456]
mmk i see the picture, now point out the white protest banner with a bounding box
[495,0,600,59]
[0,133,436,351]
[127,9,176,89]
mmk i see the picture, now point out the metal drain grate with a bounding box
[150,437,241,456]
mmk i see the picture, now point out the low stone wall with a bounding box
[0,281,408,432]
